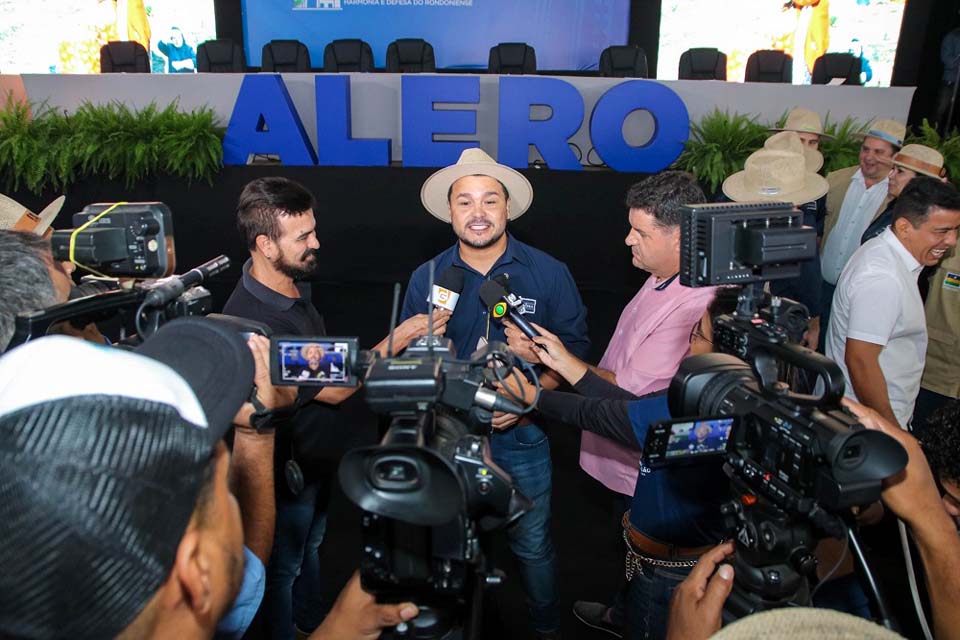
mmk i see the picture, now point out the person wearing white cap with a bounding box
[819,117,906,348]
[723,132,828,350]
[826,177,960,430]
[402,147,590,639]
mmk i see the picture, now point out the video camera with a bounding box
[8,202,229,350]
[643,202,908,620]
[283,278,532,639]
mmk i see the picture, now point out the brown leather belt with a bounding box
[621,512,715,560]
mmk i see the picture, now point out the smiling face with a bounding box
[895,206,960,267]
[266,211,320,279]
[859,136,897,184]
[888,165,917,198]
[449,175,509,250]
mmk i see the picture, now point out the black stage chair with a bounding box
[744,50,792,83]
[678,47,727,80]
[323,39,374,72]
[385,38,435,73]
[599,45,648,78]
[488,42,536,75]
[100,41,149,73]
[261,39,311,72]
[811,53,862,85]
[197,39,245,73]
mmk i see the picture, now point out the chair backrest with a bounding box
[323,39,374,72]
[385,38,436,73]
[261,39,311,72]
[744,50,792,83]
[488,42,536,75]
[678,47,727,80]
[100,41,150,73]
[599,45,648,78]
[197,39,245,73]
[811,53,862,85]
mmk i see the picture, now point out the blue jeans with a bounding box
[265,475,332,639]
[489,423,559,634]
[625,560,691,640]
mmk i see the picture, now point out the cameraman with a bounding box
[221,177,445,639]
[499,286,741,639]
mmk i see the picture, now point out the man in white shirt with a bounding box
[826,177,960,428]
[819,118,904,342]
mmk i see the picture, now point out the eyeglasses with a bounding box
[689,321,712,346]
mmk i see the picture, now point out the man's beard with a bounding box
[273,248,318,280]
[457,223,506,250]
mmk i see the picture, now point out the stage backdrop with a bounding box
[241,0,631,70]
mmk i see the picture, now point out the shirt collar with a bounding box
[880,228,923,275]
[852,168,889,191]
[653,273,679,291]
[241,258,309,310]
[451,233,528,273]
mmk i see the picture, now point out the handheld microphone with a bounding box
[478,280,541,342]
[142,255,231,307]
[430,266,465,312]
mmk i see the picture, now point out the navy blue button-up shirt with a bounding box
[401,234,590,362]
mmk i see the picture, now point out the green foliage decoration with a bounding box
[0,92,225,194]
[905,119,960,182]
[673,109,770,194]
[818,115,867,175]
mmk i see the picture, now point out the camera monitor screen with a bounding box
[270,336,359,387]
[665,417,734,459]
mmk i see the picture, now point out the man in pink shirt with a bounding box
[506,171,716,636]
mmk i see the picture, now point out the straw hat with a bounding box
[712,607,903,640]
[888,143,947,179]
[764,131,824,173]
[420,148,533,222]
[771,107,832,139]
[856,118,906,148]
[0,193,65,236]
[722,148,828,205]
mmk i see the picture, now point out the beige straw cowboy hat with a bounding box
[0,194,65,235]
[855,118,906,148]
[771,107,833,139]
[712,607,903,640]
[887,143,947,179]
[764,130,824,173]
[420,148,533,222]
[722,147,828,205]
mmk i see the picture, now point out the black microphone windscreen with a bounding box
[478,280,507,308]
[436,266,465,294]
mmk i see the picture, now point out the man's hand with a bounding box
[310,572,418,640]
[802,316,820,351]
[493,366,538,410]
[232,335,297,428]
[514,321,589,385]
[665,542,735,640]
[502,319,542,363]
[378,309,451,355]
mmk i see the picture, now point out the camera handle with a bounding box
[751,343,846,408]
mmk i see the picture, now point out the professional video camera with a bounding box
[643,202,908,623]
[7,202,229,350]
[305,279,534,640]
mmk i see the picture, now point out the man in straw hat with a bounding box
[0,319,419,640]
[819,118,905,344]
[826,177,960,430]
[723,132,829,350]
[402,147,589,639]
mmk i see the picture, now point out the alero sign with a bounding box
[222,74,690,172]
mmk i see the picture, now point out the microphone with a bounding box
[142,255,231,307]
[478,280,541,342]
[430,266,464,312]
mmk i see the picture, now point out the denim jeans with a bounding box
[264,475,332,639]
[625,560,692,640]
[489,423,559,634]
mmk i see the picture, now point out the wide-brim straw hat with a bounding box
[770,107,833,140]
[855,118,906,148]
[722,148,829,205]
[888,143,947,179]
[421,148,533,222]
[764,130,824,173]
[0,194,65,235]
[712,607,903,639]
